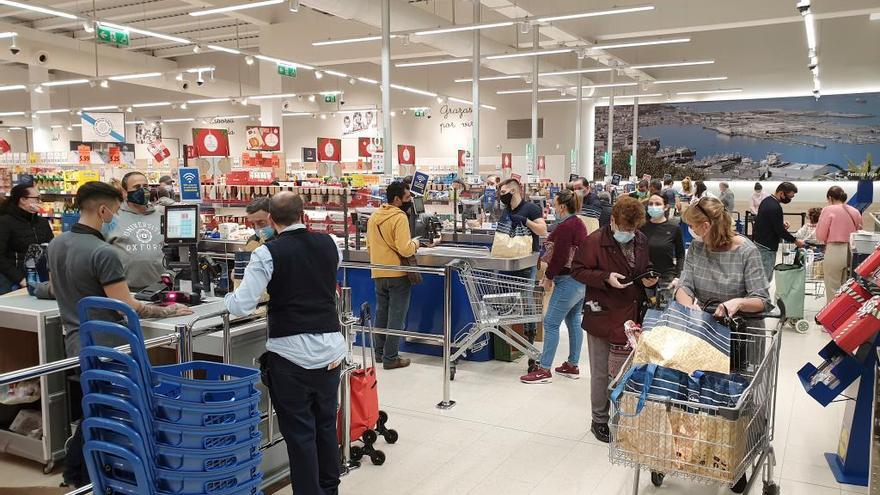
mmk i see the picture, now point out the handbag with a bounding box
[377,225,422,285]
[491,215,533,258]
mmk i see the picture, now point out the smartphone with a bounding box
[620,270,660,285]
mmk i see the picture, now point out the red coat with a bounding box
[571,226,652,344]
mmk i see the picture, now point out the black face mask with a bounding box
[779,195,792,204]
[500,192,513,207]
[401,201,413,212]
[127,188,148,206]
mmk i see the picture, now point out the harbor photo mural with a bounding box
[594,92,880,181]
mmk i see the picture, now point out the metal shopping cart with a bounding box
[781,242,826,300]
[608,322,782,495]
[450,261,543,379]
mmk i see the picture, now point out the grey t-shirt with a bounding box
[105,203,165,290]
[48,224,126,340]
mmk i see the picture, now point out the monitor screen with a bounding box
[164,205,199,243]
[412,195,426,215]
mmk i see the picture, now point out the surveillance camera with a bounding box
[35,51,49,65]
[808,63,818,71]
[282,100,291,111]
[196,79,205,87]
[339,98,345,106]
[9,45,20,56]
[179,80,191,91]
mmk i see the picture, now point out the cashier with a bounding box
[224,192,344,495]
[244,196,273,251]
[105,171,166,290]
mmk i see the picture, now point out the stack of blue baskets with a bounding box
[75,297,263,495]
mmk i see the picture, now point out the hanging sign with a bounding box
[245,126,281,152]
[317,137,341,162]
[371,153,385,174]
[191,128,230,157]
[397,144,415,166]
[147,139,171,163]
[96,25,130,46]
[108,146,121,165]
[78,144,91,165]
[358,137,372,158]
[0,139,9,154]
[537,155,546,173]
[178,167,202,202]
[302,147,317,162]
[277,64,297,78]
[501,152,512,170]
[411,171,429,195]
[81,111,125,143]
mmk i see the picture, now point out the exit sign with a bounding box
[97,25,130,46]
[323,94,337,103]
[603,151,611,165]
[414,109,426,117]
[277,64,297,78]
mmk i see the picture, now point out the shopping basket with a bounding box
[775,247,810,333]
[609,318,781,495]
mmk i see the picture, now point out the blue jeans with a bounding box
[507,265,538,338]
[757,244,777,283]
[373,276,412,364]
[540,275,585,369]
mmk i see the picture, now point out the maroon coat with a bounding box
[570,225,652,344]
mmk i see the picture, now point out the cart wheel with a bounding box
[378,410,388,426]
[42,461,54,475]
[731,473,748,493]
[350,445,364,461]
[370,450,386,466]
[383,429,399,444]
[650,471,664,487]
[762,481,779,495]
[795,319,810,334]
[450,366,456,381]
[362,429,378,445]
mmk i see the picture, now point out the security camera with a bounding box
[9,38,19,56]
[196,79,205,87]
[339,97,345,106]
[282,100,291,111]
[796,0,811,15]
[179,80,191,91]
[35,51,49,65]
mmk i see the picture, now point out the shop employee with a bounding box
[225,192,344,495]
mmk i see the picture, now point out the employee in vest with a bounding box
[224,192,344,495]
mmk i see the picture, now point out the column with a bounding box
[631,96,639,181]
[258,60,282,127]
[471,0,480,177]
[529,27,539,176]
[574,57,582,179]
[381,0,392,177]
[582,99,595,180]
[605,71,615,181]
[29,66,51,153]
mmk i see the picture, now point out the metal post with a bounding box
[221,312,231,364]
[338,286,358,473]
[574,56,583,179]
[631,96,639,181]
[452,188,459,243]
[342,188,350,262]
[606,70,615,181]
[471,0,480,178]
[437,262,456,409]
[381,0,392,178]
[176,323,192,364]
[530,27,539,177]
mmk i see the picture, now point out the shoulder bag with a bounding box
[377,224,422,285]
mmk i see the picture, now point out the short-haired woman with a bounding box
[0,183,54,294]
[521,189,588,383]
[641,193,685,286]
[816,186,862,303]
[571,196,657,443]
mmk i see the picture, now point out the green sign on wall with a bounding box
[277,64,297,78]
[97,25,130,46]
[323,94,337,103]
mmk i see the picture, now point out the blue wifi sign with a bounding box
[178,167,202,202]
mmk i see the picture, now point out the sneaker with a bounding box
[520,367,552,384]
[383,357,411,370]
[591,421,610,443]
[554,362,580,379]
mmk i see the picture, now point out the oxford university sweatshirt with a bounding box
[105,203,166,290]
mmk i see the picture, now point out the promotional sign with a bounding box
[501,153,512,170]
[147,139,171,163]
[178,167,201,202]
[135,123,161,144]
[191,128,230,157]
[0,139,9,154]
[397,144,415,166]
[109,146,121,165]
[78,144,91,165]
[302,147,317,162]
[246,126,281,152]
[611,173,622,186]
[537,155,546,172]
[317,138,341,162]
[457,149,469,170]
[358,137,372,158]
[185,145,198,160]
[81,112,125,143]
[371,153,385,174]
[411,171,430,196]
[342,111,378,138]
[511,173,522,183]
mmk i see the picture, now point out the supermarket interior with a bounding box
[0,0,879,494]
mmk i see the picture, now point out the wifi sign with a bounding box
[182,172,197,182]
[178,167,202,202]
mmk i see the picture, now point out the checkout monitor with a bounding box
[412,195,426,216]
[163,204,200,245]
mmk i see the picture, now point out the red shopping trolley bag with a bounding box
[338,316,380,443]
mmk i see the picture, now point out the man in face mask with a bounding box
[752,181,804,282]
[244,197,273,251]
[104,171,167,290]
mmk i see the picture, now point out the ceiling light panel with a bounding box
[187,98,231,104]
[189,0,283,16]
[0,0,78,19]
[42,79,90,87]
[207,44,241,54]
[414,21,514,36]
[591,37,690,50]
[132,102,172,108]
[455,75,522,83]
[535,5,655,23]
[652,76,728,84]
[676,89,743,95]
[487,48,573,60]
[0,85,27,92]
[107,72,163,81]
[629,60,715,70]
[396,58,470,67]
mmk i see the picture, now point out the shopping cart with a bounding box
[781,242,826,300]
[608,321,781,495]
[450,261,543,378]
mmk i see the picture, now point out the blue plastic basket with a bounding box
[154,415,261,450]
[154,392,260,427]
[155,454,262,494]
[155,439,261,472]
[153,361,260,404]
[81,369,151,411]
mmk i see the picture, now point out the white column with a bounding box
[574,57,582,179]
[605,71,615,181]
[258,61,282,127]
[471,0,480,177]
[529,27,539,176]
[29,66,51,153]
[582,100,595,180]
[631,96,639,181]
[381,0,392,177]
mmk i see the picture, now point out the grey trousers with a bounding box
[586,334,629,425]
[373,276,412,364]
[757,244,778,283]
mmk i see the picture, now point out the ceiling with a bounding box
[0,0,878,121]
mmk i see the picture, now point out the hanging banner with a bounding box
[537,155,546,173]
[457,150,468,169]
[371,153,385,174]
[0,139,10,154]
[302,147,317,162]
[317,138,341,162]
[147,139,171,163]
[358,137,372,158]
[411,171,429,195]
[342,110,378,138]
[501,152,512,170]
[191,128,230,157]
[245,126,281,152]
[81,111,125,143]
[178,167,202,202]
[135,123,161,144]
[397,144,415,166]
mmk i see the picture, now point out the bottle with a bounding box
[25,258,38,296]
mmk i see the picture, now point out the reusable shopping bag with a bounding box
[774,249,806,319]
[667,408,748,481]
[633,300,732,375]
[688,370,749,408]
[345,367,380,442]
[491,215,533,258]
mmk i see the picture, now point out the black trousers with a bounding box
[266,352,341,495]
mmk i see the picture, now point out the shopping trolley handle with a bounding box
[359,302,372,326]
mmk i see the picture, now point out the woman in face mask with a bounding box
[0,183,54,293]
[640,194,685,288]
[570,196,657,443]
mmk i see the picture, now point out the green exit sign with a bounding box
[414,109,425,117]
[323,94,337,103]
[97,25,130,46]
[629,154,635,167]
[603,151,611,165]
[277,64,297,78]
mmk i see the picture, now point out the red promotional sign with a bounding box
[147,139,171,163]
[185,144,198,159]
[109,146,121,165]
[511,173,522,182]
[501,153,512,169]
[0,139,10,154]
[317,137,342,162]
[397,144,415,166]
[246,126,281,152]
[358,137,372,158]
[537,155,546,172]
[457,150,468,169]
[191,128,230,157]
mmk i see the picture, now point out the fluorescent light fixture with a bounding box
[390,84,438,97]
[312,35,400,47]
[0,111,25,116]
[396,58,470,68]
[50,125,63,129]
[676,89,743,95]
[162,118,195,123]
[446,96,497,110]
[535,5,655,23]
[187,98,230,104]
[248,93,297,100]
[254,54,314,70]
[357,77,379,84]
[538,97,576,103]
[319,91,343,96]
[35,109,70,114]
[413,21,514,36]
[215,115,251,119]
[190,0,283,16]
[581,82,639,89]
[7,127,23,131]
[0,0,78,19]
[540,68,612,77]
[0,85,26,92]
[125,120,145,125]
[107,72,163,81]
[98,22,190,44]
[0,32,16,39]
[592,37,691,50]
[42,79,90,87]
[132,101,172,108]
[803,11,817,51]
[653,76,727,84]
[629,60,715,70]
[870,12,880,21]
[283,112,312,117]
[455,75,521,83]
[72,124,82,127]
[324,70,348,78]
[496,88,560,95]
[602,93,663,99]
[184,66,215,73]
[486,48,573,60]
[82,105,119,111]
[207,44,241,54]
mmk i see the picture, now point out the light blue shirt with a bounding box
[224,223,346,370]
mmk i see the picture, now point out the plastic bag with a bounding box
[0,379,40,405]
[9,409,42,438]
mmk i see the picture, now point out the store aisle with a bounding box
[276,294,868,495]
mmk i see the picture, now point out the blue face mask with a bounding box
[647,206,665,219]
[257,226,275,241]
[613,230,635,244]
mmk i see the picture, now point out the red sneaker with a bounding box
[554,362,580,379]
[520,367,552,384]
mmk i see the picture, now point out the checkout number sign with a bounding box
[178,167,202,202]
[411,171,430,196]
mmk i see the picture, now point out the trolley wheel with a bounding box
[378,410,388,426]
[383,429,399,444]
[731,473,748,493]
[650,471,664,487]
[370,450,386,466]
[42,461,54,475]
[762,481,779,495]
[795,319,810,334]
[362,429,378,445]
[350,445,364,461]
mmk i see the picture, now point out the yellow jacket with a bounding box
[366,204,418,279]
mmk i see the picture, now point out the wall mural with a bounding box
[594,92,880,181]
